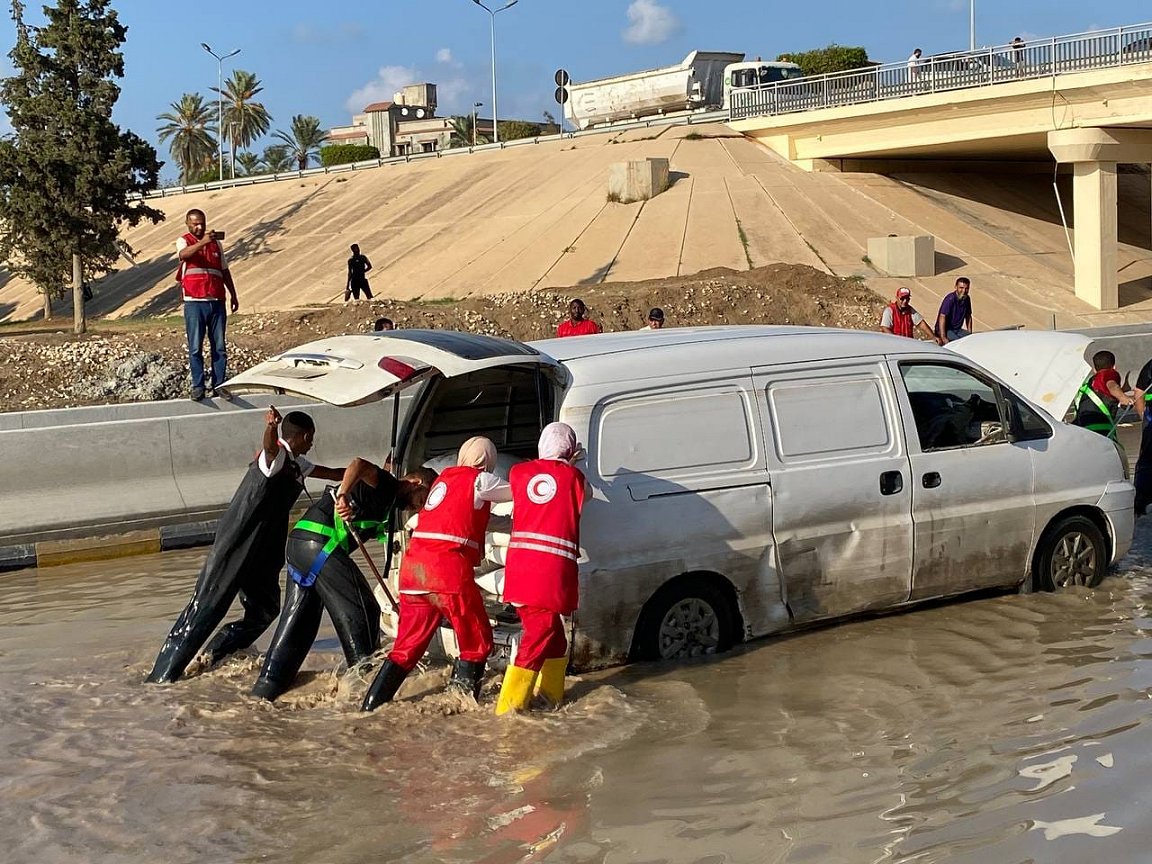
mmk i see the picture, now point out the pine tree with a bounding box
[0,0,163,330]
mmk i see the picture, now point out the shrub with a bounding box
[320,144,381,167]
[777,45,871,76]
[497,120,541,142]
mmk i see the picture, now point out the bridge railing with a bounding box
[729,22,1152,121]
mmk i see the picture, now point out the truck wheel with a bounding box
[633,578,736,662]
[1034,515,1107,592]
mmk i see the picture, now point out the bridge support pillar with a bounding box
[1049,129,1124,311]
[1071,160,1119,311]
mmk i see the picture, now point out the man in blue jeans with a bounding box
[176,209,239,400]
[935,277,973,345]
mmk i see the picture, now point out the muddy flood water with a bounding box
[5,524,1152,864]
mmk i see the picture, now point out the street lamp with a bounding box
[201,43,241,182]
[470,0,518,144]
[472,101,483,146]
[229,121,238,179]
[969,0,975,52]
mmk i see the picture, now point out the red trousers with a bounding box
[514,605,568,672]
[388,586,493,670]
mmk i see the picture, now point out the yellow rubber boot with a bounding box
[534,657,567,709]
[495,665,537,716]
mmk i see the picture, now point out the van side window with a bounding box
[900,364,1007,451]
[768,377,891,461]
[1003,389,1053,441]
[597,387,755,476]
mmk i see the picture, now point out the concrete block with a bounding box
[867,234,935,277]
[608,159,670,204]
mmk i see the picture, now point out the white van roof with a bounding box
[532,326,940,383]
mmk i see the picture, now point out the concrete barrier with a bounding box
[0,395,408,556]
[1072,323,1152,383]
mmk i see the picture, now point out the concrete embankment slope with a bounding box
[2,124,1150,330]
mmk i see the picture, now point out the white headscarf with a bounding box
[538,422,578,461]
[457,436,497,471]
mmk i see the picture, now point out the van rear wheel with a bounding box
[1034,515,1107,592]
[633,579,736,662]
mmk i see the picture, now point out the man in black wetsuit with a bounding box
[250,459,437,701]
[345,243,373,301]
[147,408,344,683]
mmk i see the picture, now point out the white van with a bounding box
[223,327,1134,671]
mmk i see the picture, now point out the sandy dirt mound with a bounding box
[0,264,885,412]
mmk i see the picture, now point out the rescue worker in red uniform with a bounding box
[361,437,511,710]
[176,208,239,401]
[496,422,589,715]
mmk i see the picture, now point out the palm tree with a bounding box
[261,145,293,173]
[213,69,272,152]
[448,115,488,148]
[273,115,328,170]
[156,93,217,183]
[235,151,262,176]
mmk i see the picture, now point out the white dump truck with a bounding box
[564,50,745,129]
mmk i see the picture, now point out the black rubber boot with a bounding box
[446,659,486,700]
[250,675,287,702]
[361,660,409,712]
[146,639,200,684]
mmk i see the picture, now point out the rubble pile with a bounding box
[0,264,885,412]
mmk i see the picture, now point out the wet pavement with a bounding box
[4,521,1152,863]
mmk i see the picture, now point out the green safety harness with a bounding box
[289,506,393,588]
[1077,381,1117,438]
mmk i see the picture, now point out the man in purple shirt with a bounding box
[935,277,973,344]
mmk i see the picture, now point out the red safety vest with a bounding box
[178,232,226,301]
[504,459,586,614]
[887,302,914,338]
[399,465,490,594]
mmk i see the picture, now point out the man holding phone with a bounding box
[177,208,240,400]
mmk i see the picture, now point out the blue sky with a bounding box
[1,1,1149,178]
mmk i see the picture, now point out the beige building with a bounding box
[328,81,552,156]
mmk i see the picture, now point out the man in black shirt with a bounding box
[147,408,344,683]
[345,243,374,301]
[1131,360,1152,514]
[251,459,437,701]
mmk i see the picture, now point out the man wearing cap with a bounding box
[638,308,665,330]
[881,288,937,342]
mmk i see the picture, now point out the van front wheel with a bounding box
[1034,515,1107,592]
[633,579,736,662]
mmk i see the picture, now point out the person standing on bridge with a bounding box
[177,208,239,401]
[345,243,374,301]
[146,407,344,684]
[907,48,924,86]
[935,277,974,344]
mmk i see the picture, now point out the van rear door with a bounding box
[219,330,566,406]
[755,360,913,621]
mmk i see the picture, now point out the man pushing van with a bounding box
[147,407,344,683]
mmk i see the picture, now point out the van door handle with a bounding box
[922,472,942,488]
[879,470,903,495]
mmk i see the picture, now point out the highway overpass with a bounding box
[728,22,1152,311]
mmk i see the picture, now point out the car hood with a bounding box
[946,331,1091,419]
